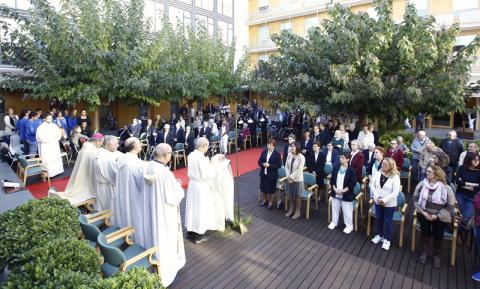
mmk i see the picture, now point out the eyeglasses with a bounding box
[390,142,397,145]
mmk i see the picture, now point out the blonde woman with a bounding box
[370,158,401,251]
[285,142,306,220]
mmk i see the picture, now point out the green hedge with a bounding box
[379,130,415,148]
[0,198,81,269]
[0,198,165,289]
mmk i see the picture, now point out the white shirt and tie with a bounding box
[326,150,332,165]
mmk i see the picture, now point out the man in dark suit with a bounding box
[301,131,313,156]
[184,126,195,154]
[175,123,185,144]
[320,123,332,147]
[349,140,365,183]
[143,119,156,146]
[307,141,325,188]
[322,142,340,170]
[156,124,175,148]
[440,130,464,172]
[199,121,212,140]
[312,125,322,144]
[282,134,296,166]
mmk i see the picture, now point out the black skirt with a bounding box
[260,176,277,194]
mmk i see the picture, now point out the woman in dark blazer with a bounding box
[328,152,357,234]
[258,138,283,209]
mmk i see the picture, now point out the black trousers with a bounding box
[418,214,449,240]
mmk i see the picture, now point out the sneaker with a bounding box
[381,240,391,251]
[328,223,337,230]
[194,234,209,244]
[343,227,353,234]
[472,272,480,282]
[371,235,383,244]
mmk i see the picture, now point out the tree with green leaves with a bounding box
[1,0,157,110]
[262,0,480,123]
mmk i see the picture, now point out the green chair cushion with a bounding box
[26,166,44,176]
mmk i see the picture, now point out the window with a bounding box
[217,20,234,44]
[196,0,214,11]
[367,7,378,20]
[196,14,214,36]
[258,54,269,63]
[304,17,318,35]
[280,21,292,32]
[169,6,192,29]
[259,0,269,9]
[409,0,428,16]
[453,0,478,11]
[258,25,270,46]
[217,0,233,17]
[145,0,164,32]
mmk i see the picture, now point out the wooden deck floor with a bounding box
[171,170,478,289]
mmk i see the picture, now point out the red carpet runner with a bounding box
[27,148,264,199]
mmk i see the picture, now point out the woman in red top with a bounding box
[386,139,404,169]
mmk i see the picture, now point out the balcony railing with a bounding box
[434,8,480,30]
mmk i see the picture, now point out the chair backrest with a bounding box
[397,191,405,209]
[9,134,21,147]
[228,131,236,139]
[256,128,262,133]
[175,142,184,151]
[278,166,286,178]
[17,155,28,168]
[139,132,147,140]
[303,172,316,186]
[211,135,220,142]
[97,232,127,267]
[402,158,411,171]
[354,182,361,196]
[79,214,101,242]
[324,163,333,175]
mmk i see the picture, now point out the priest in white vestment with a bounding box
[49,134,104,206]
[93,135,123,212]
[113,137,146,244]
[143,143,185,287]
[211,156,235,222]
[36,114,64,177]
[185,137,225,244]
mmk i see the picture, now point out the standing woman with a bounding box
[370,158,401,251]
[285,142,306,219]
[455,152,480,237]
[328,152,357,234]
[220,119,229,154]
[258,139,282,209]
[413,165,455,268]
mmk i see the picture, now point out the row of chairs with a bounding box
[78,209,159,277]
[259,163,458,266]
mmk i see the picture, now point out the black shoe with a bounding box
[277,202,284,210]
[259,201,267,207]
[194,234,209,244]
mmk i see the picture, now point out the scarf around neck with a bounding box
[419,179,447,209]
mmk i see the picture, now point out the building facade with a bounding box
[248,0,480,129]
[0,0,235,129]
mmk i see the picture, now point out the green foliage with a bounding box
[95,267,165,289]
[379,130,415,147]
[259,0,480,120]
[5,239,101,289]
[0,198,81,269]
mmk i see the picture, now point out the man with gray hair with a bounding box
[114,137,146,244]
[411,130,430,185]
[185,137,225,244]
[142,143,185,287]
[93,135,123,212]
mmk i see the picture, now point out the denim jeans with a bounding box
[456,193,474,230]
[374,204,396,241]
[27,140,37,155]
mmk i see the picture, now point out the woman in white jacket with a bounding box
[285,142,305,220]
[370,157,401,251]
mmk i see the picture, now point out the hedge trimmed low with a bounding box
[0,198,82,270]
[95,267,165,289]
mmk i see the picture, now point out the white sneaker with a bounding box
[371,235,383,244]
[343,227,353,234]
[382,240,391,251]
[328,223,337,230]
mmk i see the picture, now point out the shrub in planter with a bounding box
[0,198,81,269]
[4,238,102,288]
[4,269,98,289]
[95,267,165,289]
